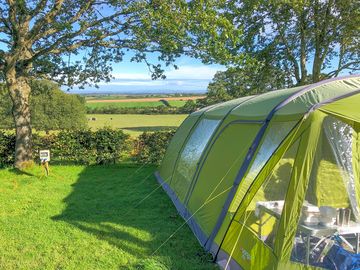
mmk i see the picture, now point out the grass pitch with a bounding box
[0,165,217,270]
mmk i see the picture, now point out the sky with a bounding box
[72,54,226,94]
[0,32,224,95]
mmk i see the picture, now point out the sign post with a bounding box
[39,150,50,176]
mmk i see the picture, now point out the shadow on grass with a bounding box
[9,168,35,176]
[52,165,214,269]
[121,126,177,132]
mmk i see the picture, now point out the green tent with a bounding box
[155,75,360,269]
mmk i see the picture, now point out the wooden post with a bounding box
[41,160,50,176]
[39,150,50,176]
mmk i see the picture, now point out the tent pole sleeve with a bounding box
[274,111,324,263]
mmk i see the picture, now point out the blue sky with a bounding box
[0,35,223,94]
[73,54,225,94]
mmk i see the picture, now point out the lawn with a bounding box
[87,114,188,136]
[0,165,217,270]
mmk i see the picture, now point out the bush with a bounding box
[0,128,174,166]
[93,128,130,164]
[134,130,175,165]
[0,132,15,166]
[51,128,130,164]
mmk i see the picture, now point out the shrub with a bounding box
[0,128,174,167]
[0,132,15,167]
[134,130,175,165]
[93,127,130,164]
[50,128,130,164]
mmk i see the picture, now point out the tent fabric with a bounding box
[156,75,360,269]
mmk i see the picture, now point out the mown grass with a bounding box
[87,114,188,136]
[86,101,165,109]
[0,165,217,270]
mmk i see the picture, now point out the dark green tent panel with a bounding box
[156,75,360,269]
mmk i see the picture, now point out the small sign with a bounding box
[39,150,50,162]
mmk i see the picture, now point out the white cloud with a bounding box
[111,65,225,81]
[165,65,225,80]
[97,80,165,86]
[111,73,151,80]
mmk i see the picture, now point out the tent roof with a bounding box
[225,75,360,121]
[320,92,360,123]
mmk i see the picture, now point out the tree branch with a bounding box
[326,60,360,78]
[32,25,129,59]
[0,14,12,34]
[29,0,96,42]
[0,38,11,45]
[298,6,308,84]
[29,0,65,40]
[6,0,18,34]
[276,23,301,83]
[29,0,48,18]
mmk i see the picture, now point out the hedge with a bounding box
[133,130,176,165]
[86,100,198,115]
[0,128,175,167]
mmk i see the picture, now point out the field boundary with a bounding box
[86,96,205,103]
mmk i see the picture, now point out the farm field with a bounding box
[167,100,187,107]
[85,95,204,102]
[87,114,188,136]
[84,94,204,101]
[86,101,165,109]
[0,165,216,270]
[85,95,204,109]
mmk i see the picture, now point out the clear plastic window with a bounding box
[237,139,300,249]
[230,121,296,212]
[291,116,360,269]
[176,119,220,186]
[247,122,297,182]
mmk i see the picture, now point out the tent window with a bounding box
[230,121,296,212]
[237,139,300,249]
[176,119,220,187]
[291,116,360,269]
[246,122,296,185]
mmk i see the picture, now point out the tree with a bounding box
[0,80,87,132]
[207,63,292,101]
[199,57,293,107]
[0,1,241,168]
[31,81,87,132]
[223,0,360,85]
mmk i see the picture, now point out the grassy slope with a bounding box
[87,114,188,136]
[0,165,217,270]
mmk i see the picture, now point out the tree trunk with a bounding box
[312,57,322,83]
[7,76,33,168]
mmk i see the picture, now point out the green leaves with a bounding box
[201,64,292,107]
[0,80,87,131]
[0,129,175,167]
[0,1,244,86]
[134,130,175,165]
[223,0,360,84]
